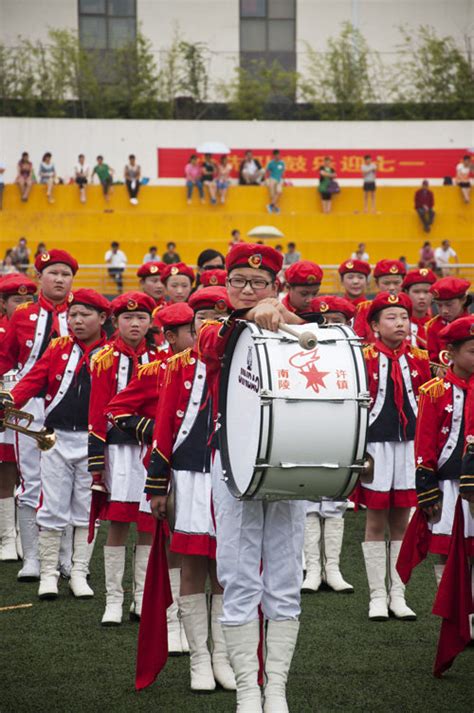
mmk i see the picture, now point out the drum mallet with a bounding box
[279,324,317,350]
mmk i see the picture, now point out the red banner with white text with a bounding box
[158,148,467,180]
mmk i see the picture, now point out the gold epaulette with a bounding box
[363,344,378,359]
[138,359,163,379]
[92,345,114,375]
[356,300,371,313]
[419,377,445,400]
[50,336,71,349]
[165,347,193,384]
[14,302,30,312]
[409,345,429,360]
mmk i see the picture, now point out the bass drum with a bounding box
[219,322,369,501]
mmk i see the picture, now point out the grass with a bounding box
[1,512,472,713]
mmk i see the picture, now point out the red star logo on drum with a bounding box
[288,349,330,394]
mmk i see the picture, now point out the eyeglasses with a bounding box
[228,277,272,291]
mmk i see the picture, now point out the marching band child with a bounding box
[353,259,406,344]
[426,277,471,364]
[282,260,323,314]
[415,316,474,585]
[3,290,109,599]
[301,295,356,594]
[401,268,436,350]
[338,259,371,307]
[147,287,235,692]
[87,291,157,625]
[353,292,431,621]
[162,263,195,304]
[0,249,78,580]
[0,274,36,562]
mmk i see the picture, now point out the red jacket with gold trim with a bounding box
[197,317,238,430]
[87,336,157,472]
[415,370,470,507]
[426,311,469,364]
[145,348,211,496]
[345,293,367,307]
[460,377,474,497]
[353,299,375,344]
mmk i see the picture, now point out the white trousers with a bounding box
[212,451,305,626]
[306,499,348,518]
[14,397,44,509]
[36,430,91,531]
[430,480,474,539]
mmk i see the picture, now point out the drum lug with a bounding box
[358,391,371,408]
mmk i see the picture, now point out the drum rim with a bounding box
[218,320,272,499]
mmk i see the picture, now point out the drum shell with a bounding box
[220,322,369,501]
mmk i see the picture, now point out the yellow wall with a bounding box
[1,185,472,270]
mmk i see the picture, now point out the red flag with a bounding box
[87,490,107,544]
[396,507,431,584]
[135,520,172,691]
[432,497,473,678]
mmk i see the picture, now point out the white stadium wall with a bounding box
[0,118,472,186]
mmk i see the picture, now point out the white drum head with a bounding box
[221,325,262,496]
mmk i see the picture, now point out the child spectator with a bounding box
[104,241,127,294]
[414,180,435,233]
[265,149,285,214]
[185,154,204,205]
[1,250,19,275]
[283,242,301,267]
[216,155,232,205]
[201,153,218,205]
[93,156,114,204]
[124,154,141,205]
[362,154,377,213]
[11,237,30,274]
[455,154,472,204]
[39,153,56,204]
[239,150,264,185]
[143,246,161,263]
[74,154,90,204]
[16,152,33,202]
[318,156,337,214]
[418,241,436,270]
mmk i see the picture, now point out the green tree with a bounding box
[112,30,160,118]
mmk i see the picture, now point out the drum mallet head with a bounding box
[279,324,317,350]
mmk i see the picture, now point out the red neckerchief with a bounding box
[282,293,297,314]
[38,292,69,337]
[411,314,431,327]
[375,338,410,437]
[345,293,367,306]
[114,335,148,372]
[74,330,108,376]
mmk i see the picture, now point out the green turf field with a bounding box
[1,511,471,713]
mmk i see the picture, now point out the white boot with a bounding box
[0,497,18,561]
[38,530,61,599]
[101,545,125,626]
[17,505,40,581]
[263,619,300,713]
[69,527,95,599]
[129,544,151,620]
[179,593,216,691]
[388,541,416,620]
[301,513,322,593]
[167,568,184,654]
[211,594,236,690]
[223,620,262,712]
[59,524,73,579]
[322,517,354,593]
[434,564,445,587]
[362,541,389,621]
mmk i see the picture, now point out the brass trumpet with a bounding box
[3,405,56,451]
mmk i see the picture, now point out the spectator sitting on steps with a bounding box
[162,242,181,265]
[414,180,435,233]
[105,241,127,294]
[239,150,265,185]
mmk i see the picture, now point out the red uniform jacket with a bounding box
[145,348,211,496]
[426,312,469,364]
[197,318,236,429]
[0,314,8,339]
[415,370,469,507]
[409,314,431,350]
[364,341,431,443]
[0,295,69,377]
[460,377,474,497]
[344,293,367,307]
[88,336,157,472]
[353,300,375,344]
[281,293,297,314]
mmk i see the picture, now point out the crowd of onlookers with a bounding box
[0,151,471,219]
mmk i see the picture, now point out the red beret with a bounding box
[430,277,471,301]
[34,249,79,275]
[155,302,194,329]
[161,263,195,284]
[373,259,406,278]
[285,260,323,286]
[439,315,474,343]
[338,259,371,277]
[226,243,283,275]
[70,289,111,315]
[188,287,231,314]
[310,295,355,321]
[0,274,37,297]
[111,291,156,316]
[200,269,227,287]
[367,291,412,322]
[402,268,437,289]
[137,261,165,278]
